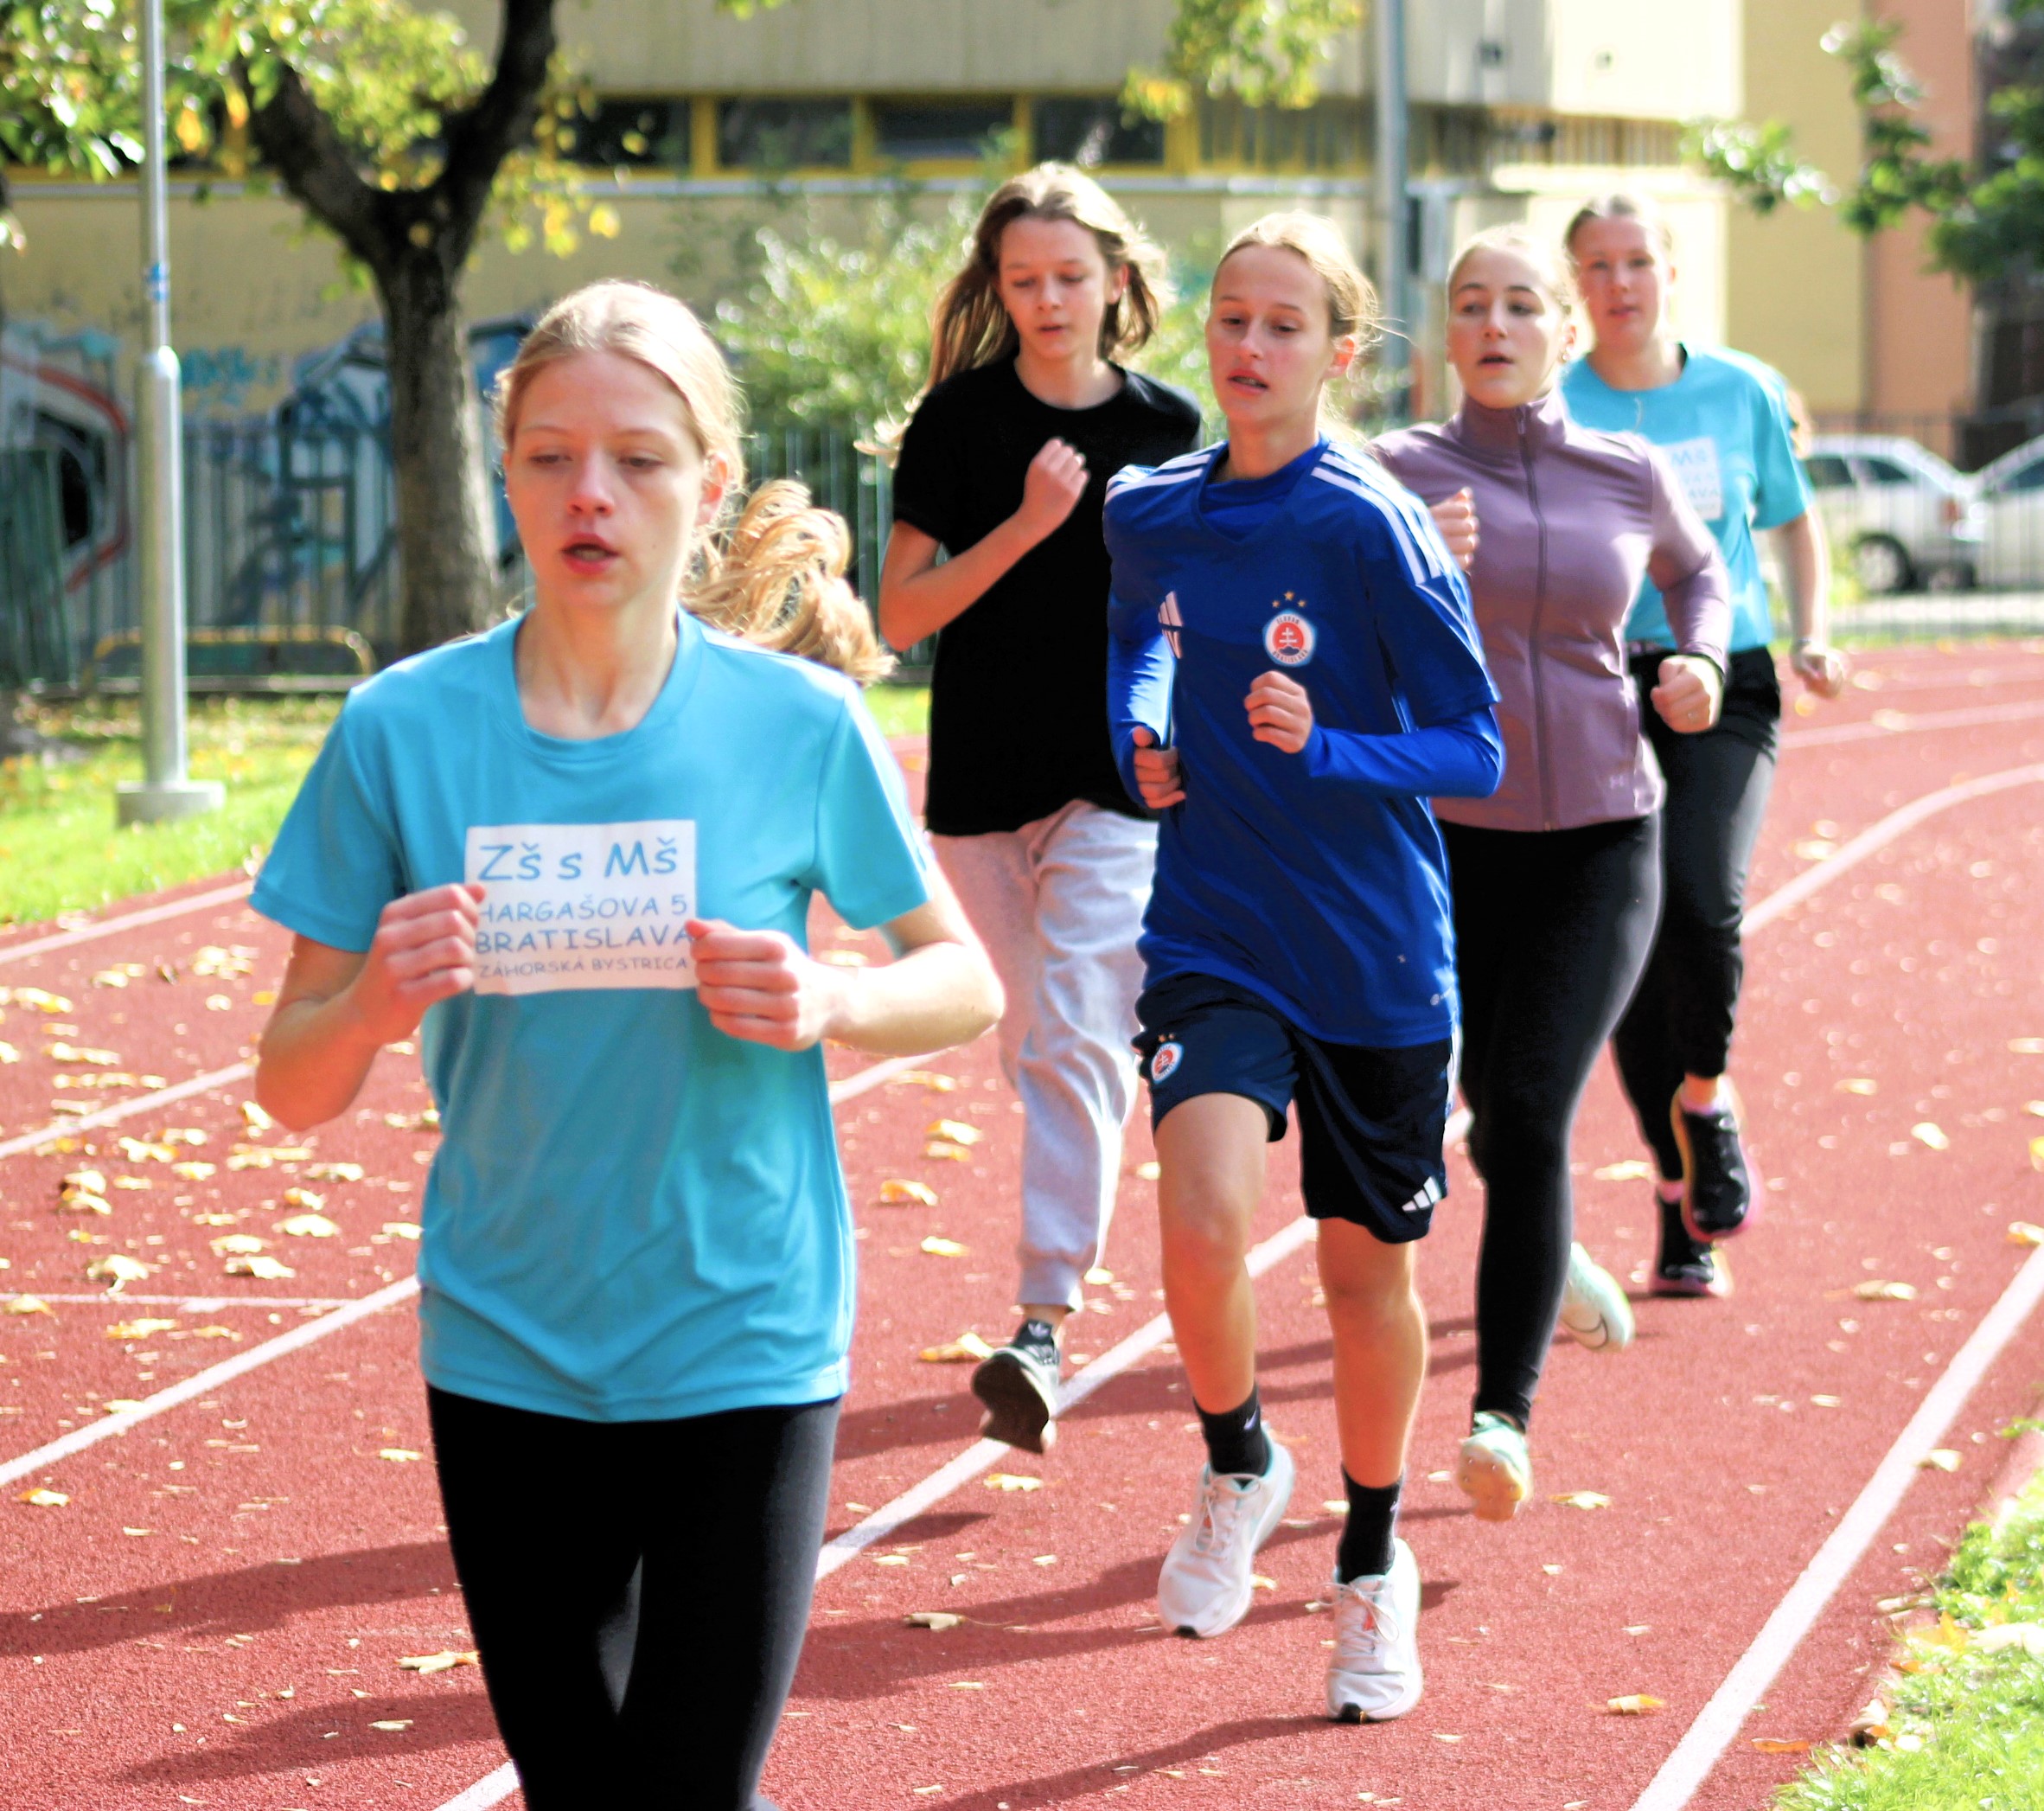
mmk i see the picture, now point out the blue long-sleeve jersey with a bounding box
[1104,438,1503,1046]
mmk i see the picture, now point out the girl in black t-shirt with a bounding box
[881,164,1201,1454]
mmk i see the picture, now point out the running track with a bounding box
[3,643,2043,1810]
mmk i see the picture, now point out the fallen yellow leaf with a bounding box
[1854,1280,1918,1301]
[398,1649,479,1674]
[1135,1161,1161,1181]
[1910,1122,1950,1151]
[919,1333,995,1364]
[1592,1160,1655,1181]
[277,1213,341,1238]
[889,1070,958,1091]
[1919,1449,1961,1472]
[280,1187,326,1210]
[1249,1574,1276,1590]
[924,1141,974,1161]
[0,1040,17,1063]
[1972,1624,2044,1657]
[240,1100,275,1132]
[107,1318,178,1341]
[2031,1136,2044,1173]
[3,1296,54,1316]
[210,1234,269,1256]
[57,1192,113,1217]
[86,1253,153,1289]
[1608,1695,1664,1714]
[17,1488,68,1507]
[307,1162,366,1182]
[2011,1038,2044,1055]
[1551,1491,1612,1510]
[382,1221,424,1240]
[377,1448,425,1462]
[225,1255,296,1280]
[102,1399,145,1415]
[927,1120,983,1146]
[1031,1554,1057,1566]
[878,1179,938,1206]
[189,1326,240,1340]
[920,1236,968,1257]
[170,1161,216,1181]
[1085,1266,1115,1284]
[904,1611,964,1630]
[984,1473,1044,1493]
[61,1169,107,1195]
[1751,1738,1811,1753]
[1836,1078,1878,1096]
[874,1554,911,1567]
[369,1719,413,1731]
[1792,837,1838,861]
[111,1176,151,1191]
[48,1041,118,1065]
[2009,1222,2044,1248]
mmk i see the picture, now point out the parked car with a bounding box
[1970,434,2044,590]
[1803,434,1980,593]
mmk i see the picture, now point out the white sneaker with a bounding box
[1558,1242,1635,1352]
[1157,1440,1296,1638]
[1325,1539,1423,1722]
[1458,1411,1532,1523]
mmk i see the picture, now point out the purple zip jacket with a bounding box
[1374,389,1731,833]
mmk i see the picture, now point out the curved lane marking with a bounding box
[1780,694,2044,750]
[0,880,255,968]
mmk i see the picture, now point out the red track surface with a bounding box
[4,643,2044,1811]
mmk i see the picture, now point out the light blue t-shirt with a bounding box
[1563,345,1811,653]
[251,612,933,1423]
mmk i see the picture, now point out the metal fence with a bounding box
[46,417,918,688]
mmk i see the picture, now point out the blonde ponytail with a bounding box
[499,279,891,687]
[690,481,895,687]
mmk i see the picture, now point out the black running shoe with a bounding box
[1670,1082,1758,1243]
[971,1321,1061,1455]
[1651,1190,1732,1297]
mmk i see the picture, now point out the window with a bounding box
[872,99,1014,162]
[717,99,853,170]
[1033,98,1166,168]
[563,99,691,169]
[1856,456,1912,485]
[1198,98,1364,172]
[1802,455,1854,490]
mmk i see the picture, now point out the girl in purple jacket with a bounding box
[1374,227,1731,1522]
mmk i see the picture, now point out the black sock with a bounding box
[1336,1472,1402,1581]
[1197,1385,1270,1478]
[1013,1318,1059,1361]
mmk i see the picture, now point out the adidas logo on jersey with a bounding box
[1159,592,1184,657]
[1397,1174,1443,1215]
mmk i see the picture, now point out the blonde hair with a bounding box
[926,164,1169,388]
[1447,225,1581,316]
[1563,192,1677,263]
[1213,212,1383,349]
[495,279,893,686]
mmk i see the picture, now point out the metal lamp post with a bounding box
[116,0,223,827]
[1373,0,1413,425]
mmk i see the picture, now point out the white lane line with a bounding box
[0,1058,936,1483]
[431,763,2044,1811]
[1629,1238,2044,1811]
[0,880,256,968]
[1744,763,2044,936]
[1780,695,2044,750]
[0,1062,256,1163]
[0,1276,418,1490]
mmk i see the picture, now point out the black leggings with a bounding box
[1613,649,1782,1179]
[427,1386,840,1811]
[1442,816,1661,1428]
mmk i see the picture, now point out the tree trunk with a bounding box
[380,254,499,656]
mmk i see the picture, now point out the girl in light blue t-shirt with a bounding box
[250,281,1000,1810]
[1562,195,1848,1300]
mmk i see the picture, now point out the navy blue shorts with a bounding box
[1133,971,1453,1244]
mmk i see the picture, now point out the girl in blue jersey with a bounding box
[247,281,1000,1810]
[1105,214,1502,1722]
[1563,195,1847,1296]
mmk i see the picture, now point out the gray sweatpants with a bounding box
[933,801,1156,1313]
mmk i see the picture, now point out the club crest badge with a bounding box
[1263,611,1315,667]
[1149,1040,1184,1085]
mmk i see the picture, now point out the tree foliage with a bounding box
[1123,0,1363,120]
[1690,2,2044,289]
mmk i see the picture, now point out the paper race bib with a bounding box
[465,820,698,995]
[1662,437,1725,525]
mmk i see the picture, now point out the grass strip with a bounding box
[1773,1458,2044,1809]
[1,684,930,931]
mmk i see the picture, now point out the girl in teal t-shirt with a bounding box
[1562,195,1847,1299]
[250,281,1000,1809]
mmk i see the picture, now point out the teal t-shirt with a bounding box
[1562,345,1811,653]
[251,612,934,1423]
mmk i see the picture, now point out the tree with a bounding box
[2,0,1358,656]
[1690,3,2044,291]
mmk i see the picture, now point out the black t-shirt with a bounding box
[892,357,1203,835]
